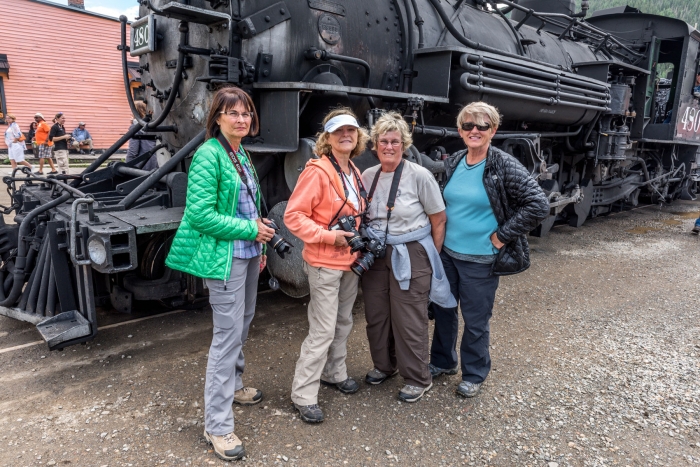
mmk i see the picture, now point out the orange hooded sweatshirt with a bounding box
[284,155,366,271]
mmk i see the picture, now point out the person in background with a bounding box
[71,122,94,154]
[166,86,274,462]
[693,72,700,95]
[33,113,58,175]
[27,121,39,157]
[360,112,454,403]
[429,102,548,399]
[127,101,158,171]
[49,112,71,174]
[284,108,367,423]
[3,114,33,171]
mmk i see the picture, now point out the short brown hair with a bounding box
[315,107,369,159]
[205,86,259,140]
[6,114,15,122]
[370,111,413,149]
[135,100,148,119]
[457,101,501,129]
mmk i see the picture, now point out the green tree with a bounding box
[576,0,700,27]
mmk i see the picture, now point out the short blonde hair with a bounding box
[6,114,15,122]
[457,102,501,129]
[370,111,413,148]
[315,107,369,159]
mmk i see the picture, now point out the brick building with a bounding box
[1,0,136,151]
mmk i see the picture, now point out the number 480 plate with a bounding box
[130,14,156,57]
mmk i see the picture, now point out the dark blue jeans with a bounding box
[430,252,499,384]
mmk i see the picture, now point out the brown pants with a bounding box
[361,242,432,388]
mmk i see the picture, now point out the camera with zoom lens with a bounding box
[350,235,386,277]
[329,215,365,253]
[265,219,293,259]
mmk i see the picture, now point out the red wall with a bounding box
[1,0,133,150]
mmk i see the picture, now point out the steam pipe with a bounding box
[0,192,73,308]
[73,123,144,187]
[119,130,206,209]
[409,0,425,48]
[305,48,376,108]
[120,15,187,129]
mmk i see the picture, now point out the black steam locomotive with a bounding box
[1,0,699,349]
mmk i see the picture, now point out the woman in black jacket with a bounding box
[429,101,549,398]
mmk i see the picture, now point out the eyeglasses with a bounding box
[461,122,491,132]
[377,140,403,147]
[220,110,253,120]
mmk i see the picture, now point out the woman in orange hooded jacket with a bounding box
[284,108,369,423]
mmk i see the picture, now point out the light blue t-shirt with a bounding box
[443,157,499,257]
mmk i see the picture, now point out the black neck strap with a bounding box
[217,133,269,217]
[325,154,367,229]
[326,154,367,201]
[368,160,405,232]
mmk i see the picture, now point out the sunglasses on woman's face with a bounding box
[461,122,491,132]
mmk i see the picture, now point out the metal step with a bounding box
[36,311,92,349]
[160,2,230,25]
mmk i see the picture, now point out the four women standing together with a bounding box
[167,86,548,461]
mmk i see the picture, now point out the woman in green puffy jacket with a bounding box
[166,86,275,462]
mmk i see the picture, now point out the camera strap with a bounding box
[367,159,405,237]
[217,133,269,218]
[326,154,367,229]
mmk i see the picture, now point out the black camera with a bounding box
[265,219,293,259]
[350,236,386,276]
[330,215,366,253]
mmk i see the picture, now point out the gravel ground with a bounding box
[0,200,699,467]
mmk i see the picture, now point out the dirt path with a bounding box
[1,200,699,467]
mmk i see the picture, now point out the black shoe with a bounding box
[365,368,399,385]
[48,171,58,175]
[692,225,700,235]
[321,377,359,394]
[293,403,324,423]
[429,363,459,378]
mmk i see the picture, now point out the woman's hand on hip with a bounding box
[490,232,505,250]
[333,230,354,247]
[259,255,267,272]
[255,218,276,243]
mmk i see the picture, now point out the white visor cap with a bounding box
[324,114,360,133]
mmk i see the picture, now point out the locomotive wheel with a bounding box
[140,233,175,280]
[265,201,310,298]
[567,178,593,228]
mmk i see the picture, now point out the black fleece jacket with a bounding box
[442,145,550,275]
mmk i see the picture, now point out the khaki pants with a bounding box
[291,261,358,406]
[71,138,93,150]
[361,243,433,388]
[54,150,69,173]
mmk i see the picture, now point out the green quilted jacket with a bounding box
[165,138,261,280]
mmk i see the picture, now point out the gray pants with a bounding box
[291,262,358,405]
[204,256,260,436]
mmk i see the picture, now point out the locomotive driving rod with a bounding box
[118,130,206,209]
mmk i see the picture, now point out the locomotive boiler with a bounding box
[1,0,699,349]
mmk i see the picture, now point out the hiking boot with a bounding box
[692,223,700,234]
[456,381,482,398]
[293,403,324,423]
[203,430,246,461]
[320,377,359,394]
[233,387,263,406]
[365,368,399,385]
[398,382,433,403]
[429,363,459,378]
